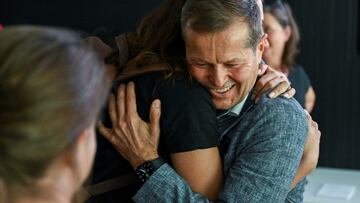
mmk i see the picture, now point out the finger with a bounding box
[97,121,114,143]
[149,99,161,142]
[265,74,288,92]
[312,120,318,129]
[118,84,126,123]
[258,63,268,76]
[99,120,130,150]
[108,94,117,126]
[304,110,313,131]
[284,88,296,98]
[268,81,289,99]
[126,82,138,117]
[255,78,287,103]
[304,109,311,118]
[254,70,278,94]
[125,82,142,146]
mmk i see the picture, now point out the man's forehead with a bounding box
[185,19,250,39]
[184,22,251,52]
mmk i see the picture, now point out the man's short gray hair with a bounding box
[181,0,264,51]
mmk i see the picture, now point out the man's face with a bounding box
[185,22,265,110]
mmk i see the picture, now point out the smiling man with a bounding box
[135,0,308,201]
[185,22,264,111]
[100,0,314,202]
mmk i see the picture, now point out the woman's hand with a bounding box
[98,82,161,169]
[253,63,296,103]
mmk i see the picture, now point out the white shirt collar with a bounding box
[217,94,249,119]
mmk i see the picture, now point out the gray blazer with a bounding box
[133,94,308,203]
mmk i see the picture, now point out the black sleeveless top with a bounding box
[287,64,311,108]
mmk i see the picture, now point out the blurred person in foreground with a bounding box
[0,25,111,203]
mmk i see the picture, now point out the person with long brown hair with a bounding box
[263,0,316,112]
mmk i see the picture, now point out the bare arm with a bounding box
[305,86,316,113]
[255,64,320,189]
[258,76,319,189]
[290,110,321,188]
[171,148,223,200]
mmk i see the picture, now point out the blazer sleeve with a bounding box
[134,164,212,203]
[219,97,308,202]
[133,97,308,203]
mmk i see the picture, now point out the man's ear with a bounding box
[263,33,269,48]
[256,34,268,62]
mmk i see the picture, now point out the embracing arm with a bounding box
[256,64,320,189]
[171,148,223,200]
[99,82,315,202]
[291,110,321,188]
[216,98,308,202]
[135,98,309,202]
[98,82,223,200]
[165,82,223,200]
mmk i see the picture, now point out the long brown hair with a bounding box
[135,0,187,69]
[264,0,300,70]
[106,0,188,77]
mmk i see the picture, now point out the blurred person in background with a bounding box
[263,0,316,112]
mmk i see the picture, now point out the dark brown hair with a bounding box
[134,0,187,70]
[105,0,188,77]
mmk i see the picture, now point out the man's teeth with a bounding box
[213,85,233,93]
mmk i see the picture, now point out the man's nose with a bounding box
[210,66,228,87]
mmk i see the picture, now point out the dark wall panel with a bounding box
[358,0,360,55]
[0,0,164,35]
[288,0,360,169]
